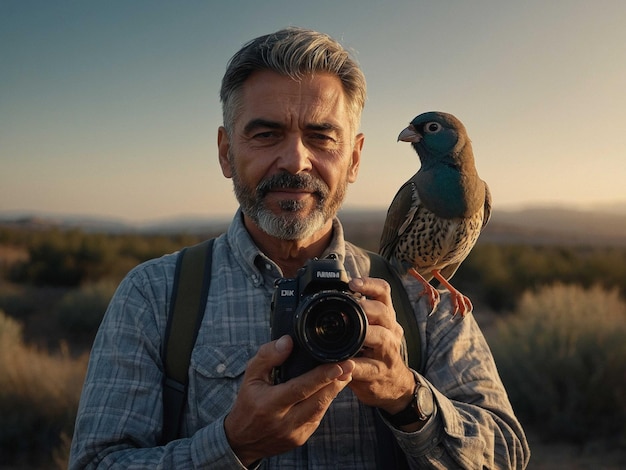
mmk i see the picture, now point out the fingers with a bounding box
[349,277,396,327]
[349,277,392,307]
[244,335,355,413]
[225,338,355,465]
[274,359,355,408]
[350,277,405,344]
[279,361,354,432]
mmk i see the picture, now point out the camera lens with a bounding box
[315,311,350,344]
[295,292,367,362]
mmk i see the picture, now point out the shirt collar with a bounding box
[225,208,348,285]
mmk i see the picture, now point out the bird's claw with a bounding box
[450,292,473,318]
[408,268,441,315]
[419,283,440,316]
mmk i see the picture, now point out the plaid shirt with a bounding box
[70,210,529,469]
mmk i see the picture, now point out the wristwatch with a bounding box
[381,369,434,427]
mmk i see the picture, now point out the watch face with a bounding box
[416,386,434,417]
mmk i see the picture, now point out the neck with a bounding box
[243,215,334,277]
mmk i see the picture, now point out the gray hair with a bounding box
[220,27,367,135]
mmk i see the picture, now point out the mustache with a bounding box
[257,172,329,198]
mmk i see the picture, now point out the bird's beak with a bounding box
[397,124,421,143]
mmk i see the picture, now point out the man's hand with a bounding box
[347,277,416,415]
[224,335,355,466]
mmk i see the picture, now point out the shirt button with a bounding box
[216,363,226,374]
[431,445,444,458]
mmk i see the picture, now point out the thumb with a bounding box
[247,335,293,380]
[272,334,294,364]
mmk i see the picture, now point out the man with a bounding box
[70,27,529,468]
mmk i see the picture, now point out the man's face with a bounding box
[218,70,363,240]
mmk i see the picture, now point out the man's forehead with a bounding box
[237,71,350,129]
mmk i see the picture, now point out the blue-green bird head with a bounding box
[397,111,471,168]
[397,111,486,219]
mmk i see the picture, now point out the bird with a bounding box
[379,111,491,317]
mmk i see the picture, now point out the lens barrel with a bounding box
[295,291,367,362]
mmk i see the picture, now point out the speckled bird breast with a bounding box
[393,204,485,278]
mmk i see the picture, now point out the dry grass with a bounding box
[0,310,88,468]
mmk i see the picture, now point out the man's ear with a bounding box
[348,133,364,183]
[217,126,232,178]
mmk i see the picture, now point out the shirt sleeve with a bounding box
[68,259,249,469]
[388,289,531,469]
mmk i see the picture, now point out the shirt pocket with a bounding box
[187,344,255,425]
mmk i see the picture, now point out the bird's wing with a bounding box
[481,181,492,230]
[379,180,419,260]
[440,181,491,281]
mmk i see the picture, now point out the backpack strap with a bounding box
[367,250,420,469]
[367,250,422,373]
[161,238,214,444]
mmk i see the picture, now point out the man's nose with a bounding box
[276,136,313,174]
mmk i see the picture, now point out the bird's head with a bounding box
[398,111,470,166]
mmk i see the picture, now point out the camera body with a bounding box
[271,254,367,383]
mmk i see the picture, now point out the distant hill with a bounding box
[484,206,626,246]
[2,204,626,246]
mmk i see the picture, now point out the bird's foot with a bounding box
[449,290,473,318]
[431,270,472,317]
[408,268,440,315]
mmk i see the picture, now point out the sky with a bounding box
[1,0,625,224]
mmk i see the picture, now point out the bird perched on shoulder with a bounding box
[379,111,491,317]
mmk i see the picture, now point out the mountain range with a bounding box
[1,203,626,247]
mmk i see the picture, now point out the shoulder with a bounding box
[122,251,180,294]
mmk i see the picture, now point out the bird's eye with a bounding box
[424,122,443,134]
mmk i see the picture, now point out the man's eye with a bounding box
[311,133,336,143]
[254,131,277,139]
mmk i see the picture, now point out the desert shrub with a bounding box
[3,226,208,287]
[56,281,117,337]
[0,284,40,318]
[10,228,119,286]
[117,232,201,262]
[456,244,626,311]
[490,283,626,444]
[0,310,88,467]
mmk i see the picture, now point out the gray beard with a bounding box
[231,169,344,240]
[254,200,327,240]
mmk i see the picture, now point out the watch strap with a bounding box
[380,369,432,427]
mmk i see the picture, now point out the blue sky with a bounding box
[2,0,625,223]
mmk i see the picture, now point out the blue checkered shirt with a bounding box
[70,210,529,469]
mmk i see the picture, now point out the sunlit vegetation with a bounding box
[489,284,626,444]
[0,310,88,469]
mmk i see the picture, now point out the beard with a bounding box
[230,163,347,240]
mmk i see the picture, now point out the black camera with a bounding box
[270,254,367,383]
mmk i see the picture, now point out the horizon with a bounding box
[2,199,626,228]
[2,1,625,223]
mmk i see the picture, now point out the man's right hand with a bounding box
[223,335,355,466]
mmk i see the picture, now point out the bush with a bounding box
[490,283,626,445]
[0,309,88,468]
[456,244,626,311]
